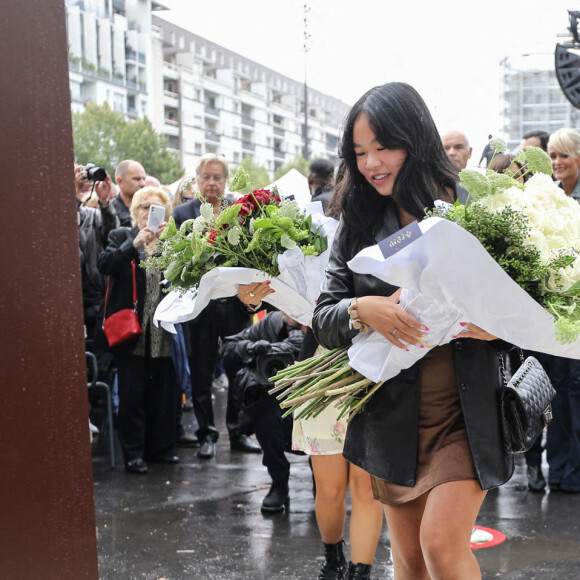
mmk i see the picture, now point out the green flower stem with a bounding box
[278,367,354,406]
[237,226,271,265]
[344,381,384,422]
[268,368,338,394]
[283,365,355,399]
[325,377,373,396]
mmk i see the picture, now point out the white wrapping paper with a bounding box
[346,217,580,383]
[153,205,338,331]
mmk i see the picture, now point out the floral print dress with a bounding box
[291,344,348,455]
[292,403,348,455]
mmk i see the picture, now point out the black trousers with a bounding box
[545,355,580,491]
[253,396,293,484]
[114,354,180,462]
[187,298,251,442]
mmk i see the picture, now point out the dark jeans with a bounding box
[253,396,293,484]
[545,355,580,491]
[187,298,251,443]
[171,323,191,400]
[114,354,180,462]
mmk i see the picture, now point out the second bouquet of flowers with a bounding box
[149,168,338,328]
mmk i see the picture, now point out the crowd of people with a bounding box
[78,84,580,579]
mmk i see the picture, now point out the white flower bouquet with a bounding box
[273,143,580,421]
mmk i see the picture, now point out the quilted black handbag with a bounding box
[498,352,556,454]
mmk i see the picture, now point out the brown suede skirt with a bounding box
[371,344,476,505]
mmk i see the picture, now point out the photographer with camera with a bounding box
[220,309,306,513]
[75,164,118,261]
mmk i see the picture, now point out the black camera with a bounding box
[255,353,295,385]
[84,163,107,182]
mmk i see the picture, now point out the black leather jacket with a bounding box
[312,210,514,490]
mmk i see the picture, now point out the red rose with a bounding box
[238,202,252,218]
[208,230,217,245]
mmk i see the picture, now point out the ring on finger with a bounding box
[249,292,256,297]
[392,328,399,338]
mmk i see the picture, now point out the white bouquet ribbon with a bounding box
[346,217,580,383]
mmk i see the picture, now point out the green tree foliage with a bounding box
[233,156,271,188]
[274,155,309,180]
[72,102,183,184]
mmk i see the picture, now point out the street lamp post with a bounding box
[303,3,311,161]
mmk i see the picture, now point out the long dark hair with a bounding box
[337,82,457,257]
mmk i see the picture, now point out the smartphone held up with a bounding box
[147,204,166,233]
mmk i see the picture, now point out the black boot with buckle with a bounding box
[318,539,347,580]
[347,562,372,579]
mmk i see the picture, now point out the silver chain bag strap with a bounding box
[498,351,556,454]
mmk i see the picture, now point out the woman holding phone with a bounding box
[98,186,180,474]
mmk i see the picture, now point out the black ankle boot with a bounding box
[347,562,372,579]
[318,539,347,580]
[261,480,289,513]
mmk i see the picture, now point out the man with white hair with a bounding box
[442,130,472,173]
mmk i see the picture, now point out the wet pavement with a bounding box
[92,389,580,579]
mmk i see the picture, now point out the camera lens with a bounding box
[84,163,107,182]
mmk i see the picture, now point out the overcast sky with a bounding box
[158,0,576,159]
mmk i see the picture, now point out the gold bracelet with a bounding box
[348,297,370,334]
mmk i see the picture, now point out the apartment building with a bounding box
[500,53,580,151]
[152,17,347,174]
[65,0,349,176]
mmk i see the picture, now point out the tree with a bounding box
[233,156,271,188]
[274,155,309,180]
[72,102,183,184]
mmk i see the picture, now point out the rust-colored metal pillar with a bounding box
[0,1,99,578]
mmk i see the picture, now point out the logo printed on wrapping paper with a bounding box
[378,220,422,258]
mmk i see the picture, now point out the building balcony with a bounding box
[204,104,220,117]
[273,126,284,137]
[126,48,138,62]
[241,115,255,127]
[242,140,255,151]
[205,130,221,143]
[274,149,285,160]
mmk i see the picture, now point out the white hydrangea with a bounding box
[200,202,214,222]
[191,216,206,234]
[227,226,242,245]
[489,137,507,153]
[278,199,301,219]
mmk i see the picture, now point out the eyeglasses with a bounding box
[198,174,225,182]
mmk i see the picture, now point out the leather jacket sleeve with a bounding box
[97,201,120,246]
[313,223,397,350]
[97,227,139,276]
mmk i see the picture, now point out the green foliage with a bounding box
[274,155,309,180]
[72,102,183,184]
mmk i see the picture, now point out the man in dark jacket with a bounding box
[220,311,305,513]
